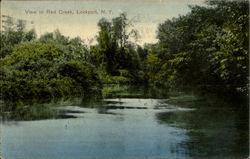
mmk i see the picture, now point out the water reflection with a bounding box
[156,97,249,158]
[1,85,249,159]
[2,98,190,159]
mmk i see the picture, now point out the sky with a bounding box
[1,0,205,45]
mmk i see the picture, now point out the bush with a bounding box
[1,42,101,103]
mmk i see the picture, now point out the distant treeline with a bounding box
[0,0,248,104]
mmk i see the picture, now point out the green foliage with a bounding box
[98,66,133,84]
[0,18,36,58]
[145,49,160,81]
[1,4,248,108]
[3,43,61,65]
[93,13,143,83]
[59,60,101,90]
[39,30,89,62]
[210,14,249,96]
[1,42,101,102]
[155,0,249,100]
[146,50,159,65]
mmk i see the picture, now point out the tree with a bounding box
[0,17,36,58]
[1,42,101,101]
[155,0,249,99]
[94,13,141,82]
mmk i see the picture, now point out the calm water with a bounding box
[1,85,249,159]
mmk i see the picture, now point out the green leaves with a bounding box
[155,0,249,98]
[0,17,36,58]
[94,13,142,83]
[146,50,159,65]
[1,42,101,101]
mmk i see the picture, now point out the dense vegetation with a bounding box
[140,0,249,103]
[90,13,143,84]
[0,0,248,107]
[0,25,101,103]
[154,0,249,102]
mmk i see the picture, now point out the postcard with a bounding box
[0,0,249,159]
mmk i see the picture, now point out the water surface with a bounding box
[2,85,249,159]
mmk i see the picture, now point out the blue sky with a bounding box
[2,0,205,45]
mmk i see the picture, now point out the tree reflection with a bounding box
[156,98,249,158]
